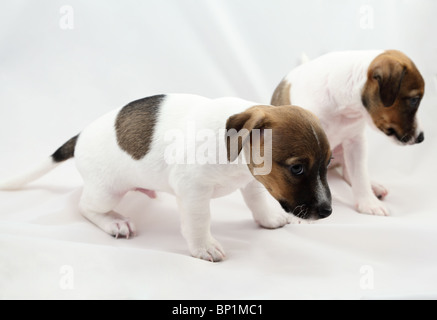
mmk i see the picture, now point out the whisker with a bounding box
[400,133,411,143]
[292,204,308,219]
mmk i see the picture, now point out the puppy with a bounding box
[272,50,425,216]
[0,94,332,262]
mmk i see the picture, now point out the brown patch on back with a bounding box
[115,94,165,160]
[271,79,291,106]
[361,50,425,143]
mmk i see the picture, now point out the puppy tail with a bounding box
[0,134,79,190]
[300,52,310,64]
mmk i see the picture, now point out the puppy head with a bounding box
[226,105,332,220]
[362,50,425,145]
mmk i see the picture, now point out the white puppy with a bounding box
[272,50,425,216]
[0,94,332,262]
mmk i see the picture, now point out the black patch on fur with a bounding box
[115,94,165,160]
[52,135,79,163]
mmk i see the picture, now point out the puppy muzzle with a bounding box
[279,201,332,220]
[385,128,424,145]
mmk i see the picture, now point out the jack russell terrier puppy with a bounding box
[272,50,425,216]
[0,94,332,262]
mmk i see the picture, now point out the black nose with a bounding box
[318,206,332,219]
[415,132,424,144]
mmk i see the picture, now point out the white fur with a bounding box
[0,158,59,190]
[0,94,294,262]
[283,50,392,216]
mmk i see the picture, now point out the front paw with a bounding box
[100,212,136,239]
[255,211,291,229]
[189,237,226,262]
[356,197,390,216]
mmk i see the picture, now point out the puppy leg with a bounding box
[344,163,389,200]
[176,192,225,262]
[240,180,290,229]
[79,186,136,238]
[333,145,388,200]
[342,136,389,216]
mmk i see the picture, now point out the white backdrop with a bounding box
[1,0,437,299]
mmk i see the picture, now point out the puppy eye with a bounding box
[410,96,420,107]
[290,164,304,176]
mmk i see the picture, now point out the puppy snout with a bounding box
[386,128,396,136]
[415,131,424,144]
[318,205,332,219]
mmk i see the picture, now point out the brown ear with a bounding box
[225,107,266,162]
[372,59,406,107]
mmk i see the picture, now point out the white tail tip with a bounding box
[301,52,310,64]
[0,158,59,190]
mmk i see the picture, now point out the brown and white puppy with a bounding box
[0,94,332,262]
[272,50,425,216]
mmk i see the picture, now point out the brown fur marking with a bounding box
[225,106,266,162]
[361,50,425,143]
[52,134,79,162]
[115,94,165,160]
[226,105,331,218]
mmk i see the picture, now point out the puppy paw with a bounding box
[356,198,390,216]
[371,182,388,200]
[189,237,226,262]
[255,211,290,229]
[101,212,136,239]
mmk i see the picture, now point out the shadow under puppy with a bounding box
[0,94,332,262]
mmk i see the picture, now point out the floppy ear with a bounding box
[225,107,266,162]
[372,59,406,107]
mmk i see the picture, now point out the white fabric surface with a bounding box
[1,0,437,299]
